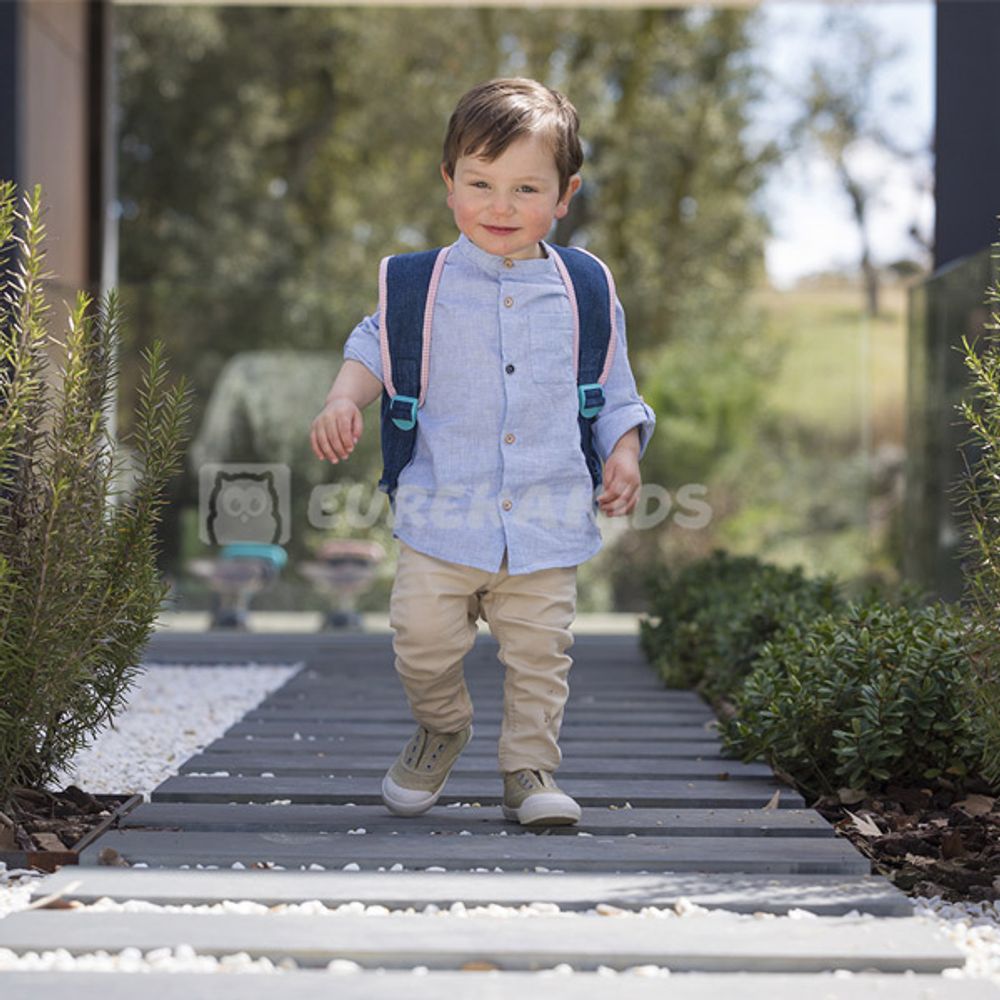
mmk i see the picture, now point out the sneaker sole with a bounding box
[380,725,472,817]
[502,793,581,827]
[381,773,444,817]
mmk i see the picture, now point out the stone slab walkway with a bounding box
[0,632,987,994]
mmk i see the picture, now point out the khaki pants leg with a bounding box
[388,541,488,733]
[478,554,578,774]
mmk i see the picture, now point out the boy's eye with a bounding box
[519,186,538,194]
[471,180,489,189]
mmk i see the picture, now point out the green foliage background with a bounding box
[113,6,781,606]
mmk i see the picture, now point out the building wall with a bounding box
[18,0,93,300]
[935,1,1000,269]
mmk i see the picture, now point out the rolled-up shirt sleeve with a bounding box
[592,296,656,462]
[343,309,384,384]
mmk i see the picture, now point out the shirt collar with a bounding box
[453,232,555,277]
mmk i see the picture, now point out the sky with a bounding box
[748,1,935,288]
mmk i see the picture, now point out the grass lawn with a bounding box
[709,276,916,586]
[750,278,909,447]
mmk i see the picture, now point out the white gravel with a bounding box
[46,662,300,797]
[2,660,1000,982]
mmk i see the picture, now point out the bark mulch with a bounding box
[809,777,1000,904]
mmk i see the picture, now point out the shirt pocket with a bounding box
[528,313,576,385]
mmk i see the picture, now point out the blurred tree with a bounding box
[787,11,921,318]
[114,6,778,592]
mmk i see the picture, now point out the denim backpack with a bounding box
[375,243,617,500]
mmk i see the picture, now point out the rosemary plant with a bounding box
[956,238,1000,790]
[0,181,191,811]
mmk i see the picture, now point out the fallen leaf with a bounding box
[461,961,498,972]
[954,793,995,817]
[844,809,883,837]
[762,790,780,810]
[22,879,83,912]
[837,787,867,805]
[97,846,130,868]
[33,832,69,852]
[940,829,966,860]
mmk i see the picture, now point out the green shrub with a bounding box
[0,182,191,810]
[639,550,842,700]
[719,600,980,799]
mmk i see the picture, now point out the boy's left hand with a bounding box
[597,435,642,518]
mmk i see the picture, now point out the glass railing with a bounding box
[904,246,996,601]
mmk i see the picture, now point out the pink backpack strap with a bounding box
[548,244,618,386]
[377,246,450,405]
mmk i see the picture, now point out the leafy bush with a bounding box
[956,239,1000,789]
[719,600,980,799]
[0,182,191,811]
[639,550,842,700]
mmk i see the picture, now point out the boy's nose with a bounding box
[490,193,515,215]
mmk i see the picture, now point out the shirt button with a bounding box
[503,258,514,268]
[501,499,513,511]
[505,363,515,374]
[503,296,514,308]
[504,433,516,445]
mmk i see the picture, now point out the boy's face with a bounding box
[441,132,581,260]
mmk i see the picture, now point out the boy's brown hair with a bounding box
[442,78,583,198]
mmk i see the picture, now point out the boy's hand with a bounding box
[597,429,641,517]
[311,398,362,464]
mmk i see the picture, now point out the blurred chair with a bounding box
[188,542,288,629]
[299,539,385,630]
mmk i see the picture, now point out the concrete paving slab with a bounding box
[30,866,916,916]
[203,736,733,759]
[78,829,868,874]
[225,721,724,741]
[120,802,834,838]
[177,752,776,780]
[0,910,961,973]
[2,972,993,1000]
[150,774,805,809]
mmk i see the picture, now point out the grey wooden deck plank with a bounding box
[178,752,775,780]
[0,910,960,973]
[268,691,707,706]
[2,972,991,1000]
[205,736,733,758]
[245,707,716,724]
[150,774,806,809]
[30,867,916,917]
[226,721,722,741]
[120,802,835,838]
[265,687,707,701]
[78,829,868,874]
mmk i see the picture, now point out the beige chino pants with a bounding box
[388,540,578,773]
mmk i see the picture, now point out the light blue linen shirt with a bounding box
[343,233,656,575]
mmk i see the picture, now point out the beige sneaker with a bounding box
[381,723,472,816]
[502,768,581,826]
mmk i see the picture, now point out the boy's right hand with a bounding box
[310,398,362,464]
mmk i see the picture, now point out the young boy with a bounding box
[310,78,655,826]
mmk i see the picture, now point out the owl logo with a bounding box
[200,464,290,545]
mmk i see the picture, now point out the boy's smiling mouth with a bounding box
[484,225,518,234]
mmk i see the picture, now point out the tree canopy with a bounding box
[114,5,778,584]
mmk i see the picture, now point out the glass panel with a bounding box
[904,247,996,601]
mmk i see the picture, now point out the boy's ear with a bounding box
[440,163,455,207]
[554,174,582,219]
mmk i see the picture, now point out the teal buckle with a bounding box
[578,383,605,419]
[389,394,418,431]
